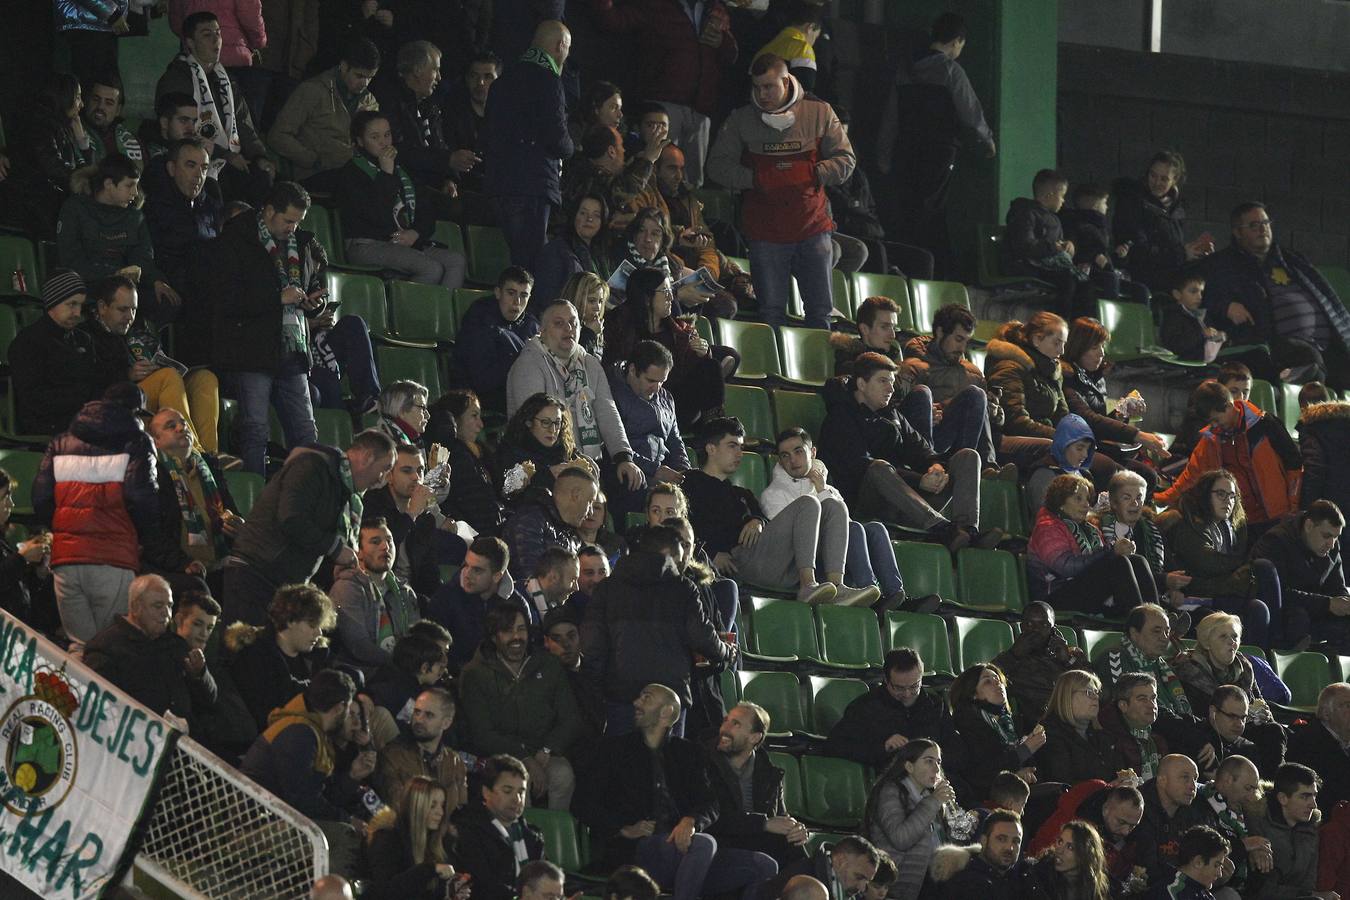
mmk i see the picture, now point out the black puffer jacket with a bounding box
[580,549,731,707]
[816,376,939,506]
[1003,197,1065,266]
[1112,177,1188,293]
[442,438,504,537]
[499,492,580,583]
[1298,402,1350,528]
[1061,361,1141,444]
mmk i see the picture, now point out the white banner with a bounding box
[0,609,175,898]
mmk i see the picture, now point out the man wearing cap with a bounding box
[7,269,118,435]
[33,384,162,645]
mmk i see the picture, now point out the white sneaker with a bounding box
[833,585,882,607]
[798,582,837,604]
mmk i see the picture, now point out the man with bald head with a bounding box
[1288,681,1350,811]
[576,683,778,900]
[84,574,217,730]
[310,875,354,900]
[779,874,828,900]
[1177,755,1271,895]
[1135,754,1201,886]
[484,21,573,271]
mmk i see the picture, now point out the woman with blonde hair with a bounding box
[562,271,611,356]
[365,775,466,899]
[1025,820,1112,900]
[1037,670,1129,785]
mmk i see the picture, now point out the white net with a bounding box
[138,739,328,900]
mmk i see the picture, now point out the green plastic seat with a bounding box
[303,205,341,264]
[808,676,868,735]
[815,604,884,670]
[0,236,41,298]
[1249,378,1279,417]
[694,315,714,346]
[1319,265,1350,312]
[718,319,782,380]
[777,326,835,387]
[0,305,20,367]
[724,384,775,446]
[892,541,955,602]
[465,224,511,285]
[955,547,1025,613]
[522,808,588,873]
[314,408,354,448]
[768,752,804,818]
[975,225,1054,291]
[1097,299,1197,365]
[799,756,867,828]
[692,187,735,225]
[737,670,808,736]
[952,616,1015,669]
[1272,651,1332,711]
[450,288,491,331]
[980,478,1028,538]
[327,271,391,337]
[224,470,266,518]
[0,449,43,514]
[1080,629,1124,662]
[433,220,465,254]
[909,279,970,332]
[850,272,913,331]
[728,452,767,503]
[831,268,854,320]
[771,389,827,439]
[1056,625,1081,648]
[884,612,954,675]
[720,668,740,706]
[388,280,457,342]
[375,344,442,396]
[746,595,818,663]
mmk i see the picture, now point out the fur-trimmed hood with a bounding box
[930,844,981,882]
[1300,401,1350,428]
[985,337,1034,370]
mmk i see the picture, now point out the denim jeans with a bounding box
[227,360,317,474]
[934,384,996,465]
[846,520,905,596]
[747,231,834,329]
[636,832,777,900]
[495,194,551,273]
[310,316,381,409]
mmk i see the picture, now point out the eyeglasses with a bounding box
[533,417,564,431]
[1214,708,1251,725]
[1074,689,1102,699]
[1240,219,1272,231]
[887,680,923,696]
[1211,490,1238,501]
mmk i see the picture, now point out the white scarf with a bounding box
[179,52,239,177]
[754,72,803,131]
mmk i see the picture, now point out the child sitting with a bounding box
[1159,271,1227,362]
[1003,168,1089,318]
[1059,183,1149,304]
[1025,413,1097,517]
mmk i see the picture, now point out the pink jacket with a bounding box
[170,0,266,68]
[1027,507,1109,596]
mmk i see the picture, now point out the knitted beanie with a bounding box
[41,269,86,310]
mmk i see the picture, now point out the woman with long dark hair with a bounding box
[1024,820,1112,900]
[534,192,612,313]
[497,392,598,503]
[427,389,503,536]
[949,663,1045,801]
[7,74,92,237]
[603,266,738,427]
[863,739,961,899]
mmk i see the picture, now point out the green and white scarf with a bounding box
[1129,724,1160,780]
[338,455,364,553]
[979,702,1019,746]
[1122,638,1192,716]
[351,154,417,230]
[160,450,230,558]
[1199,783,1248,881]
[1061,514,1105,554]
[520,46,561,77]
[259,212,308,356]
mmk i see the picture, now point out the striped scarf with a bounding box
[1122,638,1192,716]
[258,212,308,356]
[160,450,230,559]
[1061,514,1104,554]
[978,702,1019,745]
[338,455,364,553]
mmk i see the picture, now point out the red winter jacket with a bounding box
[1027,507,1110,599]
[1318,799,1350,898]
[1029,779,1140,883]
[32,400,160,572]
[590,0,737,117]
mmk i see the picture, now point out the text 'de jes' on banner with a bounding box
[0,609,175,899]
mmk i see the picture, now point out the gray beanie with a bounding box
[41,269,87,310]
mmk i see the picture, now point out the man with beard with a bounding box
[362,442,458,597]
[930,810,1027,900]
[330,516,420,678]
[459,602,580,810]
[576,546,611,600]
[83,71,143,163]
[706,702,809,865]
[374,686,469,817]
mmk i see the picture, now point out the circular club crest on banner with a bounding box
[0,666,80,816]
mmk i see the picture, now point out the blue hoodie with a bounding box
[1050,413,1096,473]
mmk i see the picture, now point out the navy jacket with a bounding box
[1199,241,1350,349]
[483,53,573,202]
[141,158,224,289]
[816,376,939,506]
[607,369,689,480]
[453,295,539,402]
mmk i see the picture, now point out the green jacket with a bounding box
[56,192,161,284]
[459,646,581,759]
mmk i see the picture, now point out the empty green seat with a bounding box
[771,389,827,439]
[328,271,390,337]
[224,470,265,517]
[952,616,1015,669]
[303,205,342,264]
[1080,629,1124,662]
[737,670,807,736]
[909,279,970,332]
[980,478,1028,537]
[884,612,953,676]
[892,541,955,602]
[388,281,457,342]
[850,272,913,331]
[724,384,775,445]
[747,595,818,663]
[314,408,354,448]
[768,752,804,818]
[799,756,867,828]
[375,344,442,396]
[522,808,588,873]
[720,668,740,705]
[815,604,884,670]
[808,676,869,735]
[718,319,782,380]
[975,225,1054,291]
[0,449,43,514]
[1272,651,1332,711]
[1097,299,1193,364]
[955,547,1025,613]
[1249,378,1279,417]
[465,225,511,285]
[0,236,40,298]
[831,269,854,320]
[777,326,834,387]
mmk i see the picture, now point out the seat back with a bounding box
[909,279,970,332]
[522,808,587,872]
[777,326,834,387]
[328,271,390,337]
[952,616,1015,669]
[1097,299,1156,359]
[314,408,354,448]
[1080,629,1124,662]
[850,273,913,331]
[799,756,867,828]
[955,547,1025,612]
[1249,378,1279,417]
[768,752,805,819]
[303,205,341,264]
[718,319,782,380]
[748,596,818,660]
[884,612,953,675]
[808,676,869,735]
[224,470,266,517]
[815,605,884,669]
[892,541,955,602]
[980,478,1028,537]
[737,670,807,736]
[375,344,442,396]
[771,389,827,438]
[465,225,511,285]
[388,281,457,342]
[1272,651,1332,710]
[0,236,40,298]
[728,451,767,494]
[724,384,775,445]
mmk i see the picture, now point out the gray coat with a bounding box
[865,777,947,900]
[1247,802,1322,900]
[505,338,632,463]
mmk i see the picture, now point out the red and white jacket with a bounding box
[33,400,160,572]
[707,74,855,244]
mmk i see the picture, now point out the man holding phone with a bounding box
[197,180,330,474]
